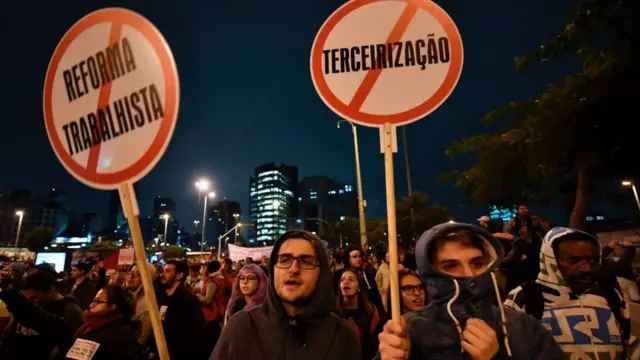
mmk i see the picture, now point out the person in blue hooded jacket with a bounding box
[377,222,563,360]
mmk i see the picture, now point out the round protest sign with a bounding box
[310,0,463,127]
[43,8,179,190]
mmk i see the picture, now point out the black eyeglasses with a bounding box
[401,284,426,294]
[275,254,319,270]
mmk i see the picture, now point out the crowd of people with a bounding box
[0,204,639,359]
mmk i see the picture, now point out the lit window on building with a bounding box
[340,216,346,221]
[345,185,353,192]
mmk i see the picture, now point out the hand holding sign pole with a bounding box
[44,8,180,360]
[310,0,463,323]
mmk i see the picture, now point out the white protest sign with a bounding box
[43,8,180,190]
[228,244,273,262]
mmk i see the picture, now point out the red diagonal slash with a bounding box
[348,2,418,111]
[86,22,123,174]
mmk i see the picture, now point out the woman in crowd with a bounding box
[336,268,381,360]
[70,284,141,359]
[224,263,268,324]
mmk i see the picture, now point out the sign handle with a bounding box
[118,183,171,360]
[382,122,402,323]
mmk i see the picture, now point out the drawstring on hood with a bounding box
[416,222,512,357]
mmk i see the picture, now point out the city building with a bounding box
[153,196,177,244]
[209,200,242,247]
[297,176,358,236]
[249,163,298,244]
[0,188,69,247]
[106,183,140,234]
[78,212,102,237]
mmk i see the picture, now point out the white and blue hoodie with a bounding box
[505,227,640,360]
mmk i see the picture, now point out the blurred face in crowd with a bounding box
[349,250,362,268]
[261,256,269,268]
[125,266,142,290]
[70,267,85,280]
[23,287,55,305]
[400,274,425,312]
[89,289,113,314]
[239,272,259,296]
[161,264,181,288]
[189,268,199,280]
[518,205,529,216]
[340,270,359,298]
[432,234,489,278]
[200,264,209,278]
[556,238,600,295]
[274,239,320,310]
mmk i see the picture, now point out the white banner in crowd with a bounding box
[228,244,273,262]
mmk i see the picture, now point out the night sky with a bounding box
[0,0,573,229]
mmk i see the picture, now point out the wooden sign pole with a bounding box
[119,183,170,360]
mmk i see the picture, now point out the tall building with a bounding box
[249,163,298,244]
[209,200,242,247]
[106,183,140,233]
[153,196,177,244]
[297,176,358,235]
[0,189,69,247]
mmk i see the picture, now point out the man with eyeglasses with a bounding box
[211,230,362,360]
[505,227,640,359]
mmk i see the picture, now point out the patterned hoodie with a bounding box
[505,227,640,359]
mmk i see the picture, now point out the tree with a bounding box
[445,0,640,229]
[163,245,185,259]
[396,192,452,242]
[25,227,54,252]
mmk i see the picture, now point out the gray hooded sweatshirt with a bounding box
[383,222,563,360]
[211,230,362,360]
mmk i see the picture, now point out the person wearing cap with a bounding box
[505,227,640,359]
[377,222,562,360]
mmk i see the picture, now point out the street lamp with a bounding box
[218,223,242,259]
[337,119,368,247]
[161,214,170,249]
[622,180,640,213]
[14,210,24,249]
[233,213,240,244]
[195,179,210,205]
[200,191,216,255]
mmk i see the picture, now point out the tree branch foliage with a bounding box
[445,0,640,216]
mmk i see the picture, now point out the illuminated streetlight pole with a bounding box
[161,214,170,249]
[337,120,367,247]
[218,223,242,259]
[233,213,240,244]
[622,180,640,214]
[201,191,216,255]
[14,210,24,249]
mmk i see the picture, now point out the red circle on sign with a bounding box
[43,8,179,190]
[310,0,463,127]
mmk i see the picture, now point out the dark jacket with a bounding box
[382,222,563,360]
[73,320,142,360]
[0,288,82,360]
[211,230,362,360]
[69,277,97,310]
[157,285,209,360]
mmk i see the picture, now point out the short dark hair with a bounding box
[189,264,201,272]
[427,230,487,264]
[24,271,57,293]
[166,260,189,282]
[223,258,232,267]
[207,261,221,274]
